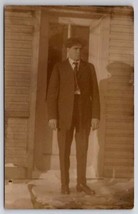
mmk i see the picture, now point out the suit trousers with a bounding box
[57,95,90,187]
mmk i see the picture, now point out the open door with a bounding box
[34,11,90,172]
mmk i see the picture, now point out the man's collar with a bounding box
[68,58,80,66]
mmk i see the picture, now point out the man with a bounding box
[47,37,100,195]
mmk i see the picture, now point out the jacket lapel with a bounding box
[62,59,74,89]
[77,60,87,80]
[66,59,74,74]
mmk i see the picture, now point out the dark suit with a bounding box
[47,59,100,187]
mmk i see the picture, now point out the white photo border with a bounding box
[1,0,138,214]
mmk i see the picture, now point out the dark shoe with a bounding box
[76,183,95,195]
[61,186,70,194]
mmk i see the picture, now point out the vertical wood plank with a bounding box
[27,10,41,178]
[88,15,111,177]
[97,15,111,177]
[34,11,52,171]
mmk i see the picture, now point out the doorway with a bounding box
[34,12,90,172]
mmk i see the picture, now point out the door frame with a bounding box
[34,10,111,177]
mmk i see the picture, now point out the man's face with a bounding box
[67,44,82,61]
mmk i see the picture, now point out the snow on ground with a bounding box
[5,170,134,209]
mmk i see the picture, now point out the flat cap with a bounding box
[65,37,85,48]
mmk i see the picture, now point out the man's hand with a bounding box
[48,119,57,130]
[91,118,100,130]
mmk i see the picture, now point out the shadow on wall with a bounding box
[97,61,134,178]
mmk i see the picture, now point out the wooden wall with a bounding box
[103,13,134,178]
[5,8,40,178]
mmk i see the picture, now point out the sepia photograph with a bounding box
[4,5,134,209]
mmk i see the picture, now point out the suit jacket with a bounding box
[47,59,100,130]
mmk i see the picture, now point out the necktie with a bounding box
[73,62,80,93]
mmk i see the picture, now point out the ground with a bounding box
[5,170,134,209]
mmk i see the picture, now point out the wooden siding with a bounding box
[5,9,40,178]
[103,14,134,178]
[5,10,33,118]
